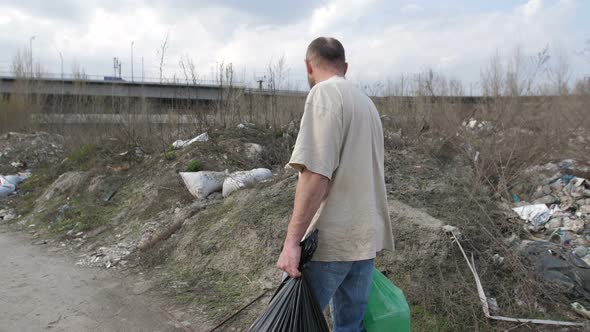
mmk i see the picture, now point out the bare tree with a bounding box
[11,48,28,78]
[71,61,87,80]
[157,33,169,83]
[547,48,571,95]
[179,55,199,85]
[266,56,288,128]
[481,51,504,97]
[481,47,549,97]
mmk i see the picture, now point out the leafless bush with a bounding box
[373,48,588,330]
[157,33,169,84]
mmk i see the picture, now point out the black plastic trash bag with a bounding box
[522,240,590,304]
[248,230,329,332]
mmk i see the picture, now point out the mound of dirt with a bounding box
[0,132,65,174]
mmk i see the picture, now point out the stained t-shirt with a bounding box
[289,76,395,262]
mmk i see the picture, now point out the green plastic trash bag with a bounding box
[364,268,411,332]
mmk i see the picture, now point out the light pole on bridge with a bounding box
[131,41,134,82]
[29,35,36,77]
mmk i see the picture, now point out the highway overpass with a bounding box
[0,76,307,102]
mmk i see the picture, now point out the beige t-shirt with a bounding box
[289,76,395,262]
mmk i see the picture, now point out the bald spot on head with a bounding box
[306,37,346,71]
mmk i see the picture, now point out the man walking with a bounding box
[277,37,394,332]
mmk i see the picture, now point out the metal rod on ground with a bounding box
[447,229,584,327]
[207,290,269,332]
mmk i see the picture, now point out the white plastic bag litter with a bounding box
[180,171,226,199]
[172,132,209,149]
[0,176,16,197]
[3,173,30,186]
[222,168,273,197]
[513,204,558,229]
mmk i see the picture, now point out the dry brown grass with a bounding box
[372,65,589,330]
[2,48,590,330]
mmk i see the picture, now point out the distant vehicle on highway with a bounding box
[104,76,124,81]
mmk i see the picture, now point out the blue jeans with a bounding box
[304,259,374,332]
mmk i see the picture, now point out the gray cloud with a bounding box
[0,0,588,88]
[0,0,91,23]
[137,0,320,24]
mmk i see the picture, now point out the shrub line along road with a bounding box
[0,229,186,332]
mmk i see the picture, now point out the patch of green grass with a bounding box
[67,144,96,170]
[164,151,177,161]
[186,160,202,172]
[163,145,177,161]
[174,293,194,304]
[47,200,113,236]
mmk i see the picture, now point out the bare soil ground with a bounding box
[0,228,200,332]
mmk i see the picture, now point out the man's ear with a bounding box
[305,60,313,75]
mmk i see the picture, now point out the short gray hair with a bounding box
[306,37,346,69]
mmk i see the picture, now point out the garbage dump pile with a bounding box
[0,173,30,198]
[174,132,274,200]
[0,132,65,175]
[0,132,65,198]
[512,160,590,303]
[180,168,274,200]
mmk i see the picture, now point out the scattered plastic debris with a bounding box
[574,247,589,258]
[0,178,16,197]
[448,227,584,327]
[571,302,590,320]
[510,160,590,267]
[10,161,23,168]
[0,173,30,197]
[0,208,17,222]
[0,132,65,175]
[512,204,556,230]
[488,297,500,314]
[171,132,209,148]
[462,118,493,131]
[492,254,505,266]
[76,243,133,268]
[442,225,463,240]
[244,143,263,159]
[523,241,590,303]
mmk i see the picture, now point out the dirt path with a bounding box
[0,229,192,332]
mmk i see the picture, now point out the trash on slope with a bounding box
[171,132,209,148]
[0,172,30,197]
[511,160,590,251]
[512,204,556,230]
[180,171,227,200]
[222,168,273,198]
[444,225,585,328]
[244,143,263,159]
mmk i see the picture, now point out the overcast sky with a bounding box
[0,0,588,90]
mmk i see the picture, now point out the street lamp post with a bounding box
[59,51,63,80]
[29,35,36,76]
[131,41,134,82]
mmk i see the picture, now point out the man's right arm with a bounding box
[277,169,329,278]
